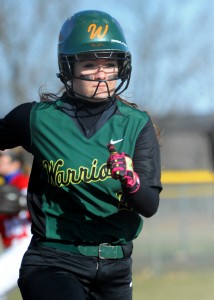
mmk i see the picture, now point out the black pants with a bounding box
[18,240,133,300]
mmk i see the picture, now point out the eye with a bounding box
[82,62,96,69]
[105,62,118,68]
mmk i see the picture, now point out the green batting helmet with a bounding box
[57,10,132,97]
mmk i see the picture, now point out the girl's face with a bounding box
[73,58,118,101]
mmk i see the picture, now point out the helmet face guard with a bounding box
[57,10,132,99]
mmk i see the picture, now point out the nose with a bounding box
[94,66,106,80]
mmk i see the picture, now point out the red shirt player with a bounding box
[0,148,31,248]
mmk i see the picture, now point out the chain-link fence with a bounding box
[133,183,214,275]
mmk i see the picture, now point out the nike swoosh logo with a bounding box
[110,138,124,145]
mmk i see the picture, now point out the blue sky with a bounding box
[73,1,214,116]
[0,0,213,117]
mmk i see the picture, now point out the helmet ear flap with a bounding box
[57,55,75,83]
[118,55,132,80]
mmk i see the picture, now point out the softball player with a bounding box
[0,10,162,300]
[0,150,31,300]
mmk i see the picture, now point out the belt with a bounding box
[39,241,125,259]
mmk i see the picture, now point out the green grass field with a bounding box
[133,271,214,300]
[7,270,214,300]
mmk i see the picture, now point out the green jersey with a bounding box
[0,98,161,245]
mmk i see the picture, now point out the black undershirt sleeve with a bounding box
[0,102,34,151]
[124,117,162,218]
[127,183,160,218]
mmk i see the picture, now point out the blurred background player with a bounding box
[0,148,31,300]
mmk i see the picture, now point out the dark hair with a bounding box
[39,87,138,108]
[0,149,24,165]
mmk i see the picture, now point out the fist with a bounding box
[107,145,140,193]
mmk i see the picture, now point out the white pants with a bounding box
[0,234,31,300]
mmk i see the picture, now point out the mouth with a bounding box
[96,85,107,91]
[95,86,110,95]
[91,81,115,99]
[93,83,109,93]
